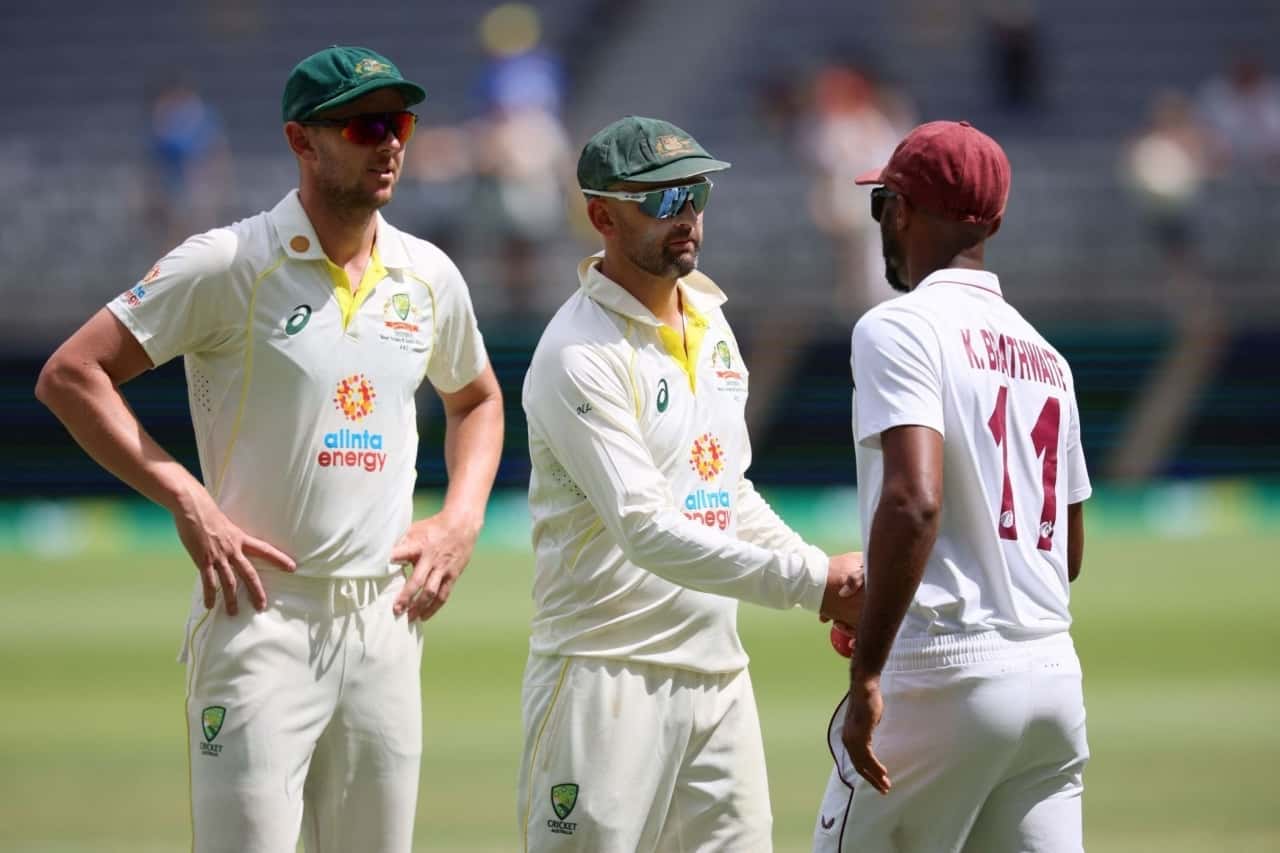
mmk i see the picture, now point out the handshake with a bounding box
[820,551,864,658]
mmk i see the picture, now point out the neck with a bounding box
[907,245,986,290]
[598,251,682,327]
[297,185,378,266]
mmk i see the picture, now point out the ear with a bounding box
[986,216,1003,239]
[284,122,318,161]
[892,194,912,232]
[585,197,616,237]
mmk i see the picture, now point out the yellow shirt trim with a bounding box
[213,254,286,500]
[326,245,387,330]
[184,605,215,853]
[522,658,572,852]
[405,271,438,385]
[655,294,709,392]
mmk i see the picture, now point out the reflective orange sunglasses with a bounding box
[300,111,417,145]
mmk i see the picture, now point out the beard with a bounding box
[883,254,908,293]
[622,225,699,278]
[320,175,390,217]
[881,226,909,293]
[314,158,394,221]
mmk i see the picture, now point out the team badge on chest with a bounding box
[709,338,747,393]
[379,292,427,350]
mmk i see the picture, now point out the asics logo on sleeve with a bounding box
[285,304,312,335]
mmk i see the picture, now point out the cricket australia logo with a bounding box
[547,783,579,835]
[379,292,426,350]
[713,339,732,370]
[199,706,226,757]
[654,134,695,157]
[353,58,391,77]
[710,339,747,393]
[689,433,725,482]
[392,292,410,321]
[333,374,377,422]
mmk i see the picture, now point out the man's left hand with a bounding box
[842,674,891,795]
[391,513,480,622]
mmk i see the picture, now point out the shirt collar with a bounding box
[917,267,1003,297]
[269,190,412,269]
[577,252,728,327]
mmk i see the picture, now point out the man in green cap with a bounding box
[516,115,865,851]
[36,46,504,852]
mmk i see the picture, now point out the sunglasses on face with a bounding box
[299,111,417,145]
[582,180,713,220]
[870,185,899,223]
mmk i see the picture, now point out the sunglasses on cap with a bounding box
[582,181,713,220]
[870,186,899,223]
[299,111,418,146]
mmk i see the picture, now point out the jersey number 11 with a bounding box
[988,386,1060,551]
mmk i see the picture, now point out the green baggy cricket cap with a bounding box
[282,46,426,122]
[577,116,730,190]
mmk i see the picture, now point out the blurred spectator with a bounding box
[754,71,809,139]
[1197,56,1280,174]
[401,123,476,260]
[745,63,913,435]
[1123,91,1211,268]
[1112,90,1226,483]
[143,78,231,254]
[802,64,907,320]
[982,0,1044,113]
[467,3,576,318]
[201,0,264,39]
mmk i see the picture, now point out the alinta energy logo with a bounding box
[334,374,376,422]
[688,433,724,482]
[121,264,161,307]
[319,374,387,472]
[685,432,731,530]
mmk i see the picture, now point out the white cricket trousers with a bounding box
[517,654,773,853]
[183,569,424,853]
[814,631,1089,853]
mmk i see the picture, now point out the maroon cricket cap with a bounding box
[855,120,1011,225]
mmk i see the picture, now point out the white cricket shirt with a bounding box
[851,268,1091,638]
[108,191,488,578]
[523,255,830,673]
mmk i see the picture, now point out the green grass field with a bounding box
[1,531,1277,852]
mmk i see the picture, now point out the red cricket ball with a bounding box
[830,625,854,658]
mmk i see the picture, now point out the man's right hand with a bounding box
[172,489,296,616]
[820,551,865,629]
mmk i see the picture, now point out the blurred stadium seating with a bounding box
[2,0,1278,493]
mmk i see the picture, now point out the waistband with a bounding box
[190,569,402,617]
[268,568,400,614]
[527,652,745,687]
[884,630,1075,672]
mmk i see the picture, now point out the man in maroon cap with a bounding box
[813,121,1093,852]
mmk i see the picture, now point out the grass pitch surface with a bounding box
[0,532,1276,852]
